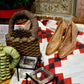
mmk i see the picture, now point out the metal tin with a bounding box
[30,67,54,84]
[19,56,37,69]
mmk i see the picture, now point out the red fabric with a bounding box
[0,7,24,18]
[54,61,61,67]
[78,32,84,35]
[56,22,59,25]
[64,78,72,84]
[21,80,30,84]
[56,73,64,81]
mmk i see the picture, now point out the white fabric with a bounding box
[10,69,33,84]
[76,24,84,32]
[39,22,84,84]
[55,53,84,84]
[9,21,84,84]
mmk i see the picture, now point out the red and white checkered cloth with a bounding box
[38,19,84,84]
[10,19,84,84]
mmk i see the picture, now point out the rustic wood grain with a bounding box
[77,0,84,18]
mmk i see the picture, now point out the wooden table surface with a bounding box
[1,79,11,84]
[1,68,16,84]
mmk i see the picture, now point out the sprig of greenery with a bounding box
[0,0,30,10]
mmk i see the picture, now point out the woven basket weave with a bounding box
[6,10,41,57]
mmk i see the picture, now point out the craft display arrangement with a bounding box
[9,17,84,84]
[17,58,57,84]
[1,10,84,84]
[36,19,84,84]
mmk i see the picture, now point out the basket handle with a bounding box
[9,10,38,38]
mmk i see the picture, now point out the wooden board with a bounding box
[32,0,77,16]
[77,0,84,18]
[1,79,11,84]
[1,68,16,84]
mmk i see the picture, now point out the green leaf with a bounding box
[0,0,30,8]
[13,4,17,8]
[0,1,5,6]
[25,0,30,2]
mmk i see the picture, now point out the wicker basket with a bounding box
[6,10,41,57]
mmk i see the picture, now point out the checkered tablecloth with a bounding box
[10,19,84,84]
[38,19,84,84]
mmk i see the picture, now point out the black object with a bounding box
[25,72,58,84]
[16,57,41,81]
[25,73,39,84]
